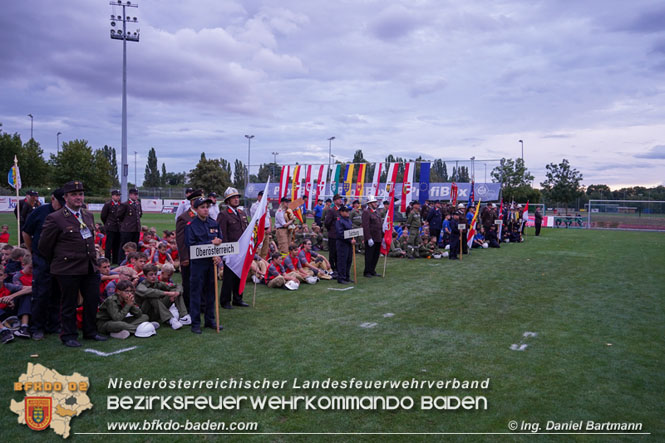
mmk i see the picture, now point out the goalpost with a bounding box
[586,200,665,231]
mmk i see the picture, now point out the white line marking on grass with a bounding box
[327,287,354,291]
[360,322,378,328]
[510,331,538,351]
[84,346,137,357]
[383,313,395,318]
[510,344,528,351]
[523,332,537,338]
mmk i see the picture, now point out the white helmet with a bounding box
[305,276,318,284]
[457,203,465,208]
[432,253,442,259]
[444,244,450,250]
[482,242,489,249]
[223,187,241,202]
[284,280,299,291]
[442,251,449,257]
[135,322,157,338]
[365,196,378,205]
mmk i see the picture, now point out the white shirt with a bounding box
[275,208,287,228]
[208,202,220,221]
[175,200,190,220]
[250,200,271,229]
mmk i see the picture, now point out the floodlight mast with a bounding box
[109,1,139,201]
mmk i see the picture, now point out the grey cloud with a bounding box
[616,6,665,34]
[541,134,573,139]
[409,77,447,97]
[634,145,665,159]
[368,5,425,40]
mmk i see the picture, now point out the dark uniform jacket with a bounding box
[118,199,142,232]
[100,200,122,232]
[426,207,443,230]
[15,199,38,225]
[23,203,55,257]
[38,207,98,275]
[335,216,353,245]
[324,206,341,239]
[217,207,247,243]
[186,216,222,250]
[361,208,383,242]
[176,209,196,263]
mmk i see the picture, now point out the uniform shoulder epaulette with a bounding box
[187,221,192,225]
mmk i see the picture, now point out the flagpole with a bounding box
[459,229,463,261]
[252,281,257,308]
[214,265,220,333]
[14,156,20,247]
[352,246,357,284]
[382,254,387,278]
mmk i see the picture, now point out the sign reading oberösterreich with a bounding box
[190,242,239,260]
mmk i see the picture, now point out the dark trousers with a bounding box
[328,237,338,272]
[449,236,459,260]
[314,216,322,227]
[363,240,380,275]
[535,222,542,236]
[221,265,243,305]
[336,242,353,281]
[189,260,216,328]
[30,254,61,334]
[118,231,140,263]
[55,273,100,342]
[105,230,121,264]
[429,228,441,244]
[181,264,191,309]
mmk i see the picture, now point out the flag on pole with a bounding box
[226,179,271,295]
[371,162,383,197]
[315,165,326,203]
[498,199,504,239]
[384,162,397,197]
[330,164,341,197]
[466,198,482,249]
[291,165,301,201]
[419,162,431,205]
[279,166,290,200]
[343,164,354,197]
[355,163,366,198]
[305,165,313,210]
[522,201,529,225]
[450,182,458,206]
[400,162,414,212]
[380,185,397,256]
[8,165,21,190]
[467,180,475,208]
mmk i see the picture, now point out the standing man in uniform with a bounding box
[361,197,382,277]
[218,187,249,309]
[406,201,423,258]
[449,210,460,260]
[350,200,363,253]
[101,189,122,264]
[175,190,203,309]
[22,188,64,340]
[274,197,292,254]
[324,194,342,278]
[38,181,107,347]
[185,197,222,333]
[250,190,272,259]
[175,187,195,220]
[335,206,355,284]
[534,207,543,236]
[426,201,443,245]
[14,190,40,226]
[207,192,220,221]
[118,188,142,263]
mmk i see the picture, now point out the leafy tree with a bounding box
[256,162,279,183]
[189,153,232,194]
[101,145,119,187]
[490,157,536,201]
[352,149,367,164]
[16,138,51,188]
[143,147,160,187]
[233,159,247,189]
[0,129,23,189]
[49,140,113,194]
[161,163,167,186]
[431,159,448,182]
[163,172,186,186]
[540,159,584,213]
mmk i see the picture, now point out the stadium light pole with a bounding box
[272,151,279,180]
[244,135,254,205]
[328,136,335,176]
[109,0,140,201]
[27,114,33,140]
[134,151,137,187]
[57,132,61,153]
[519,140,524,161]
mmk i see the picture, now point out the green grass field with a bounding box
[1,212,664,441]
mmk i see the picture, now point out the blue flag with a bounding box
[419,162,430,205]
[8,165,21,190]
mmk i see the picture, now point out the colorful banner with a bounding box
[315,165,326,203]
[291,165,301,201]
[371,162,383,197]
[343,164,354,197]
[330,164,341,196]
[279,165,290,200]
[400,162,414,212]
[355,164,366,198]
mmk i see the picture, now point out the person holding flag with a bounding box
[466,199,482,251]
[361,196,382,277]
[521,201,529,236]
[218,187,249,309]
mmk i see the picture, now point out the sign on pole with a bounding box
[344,228,364,239]
[190,242,240,260]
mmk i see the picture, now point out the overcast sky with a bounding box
[1,0,664,189]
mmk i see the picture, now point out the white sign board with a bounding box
[344,228,364,239]
[458,224,466,230]
[190,242,240,260]
[494,220,503,225]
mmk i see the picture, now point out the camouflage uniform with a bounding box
[351,207,364,252]
[389,237,406,257]
[406,210,423,258]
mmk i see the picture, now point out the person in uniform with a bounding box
[426,201,443,244]
[350,200,364,253]
[96,280,149,339]
[406,201,423,258]
[218,187,249,309]
[135,264,187,330]
[185,196,223,333]
[534,207,543,236]
[250,190,272,258]
[264,252,300,288]
[118,188,142,263]
[100,189,122,264]
[175,187,195,220]
[324,194,343,278]
[389,231,407,257]
[207,192,220,221]
[38,181,107,347]
[175,190,203,309]
[449,211,461,260]
[21,188,64,340]
[274,197,293,254]
[361,197,382,277]
[335,205,355,284]
[14,190,40,226]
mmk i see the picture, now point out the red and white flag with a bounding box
[400,162,414,212]
[522,201,529,223]
[380,185,397,256]
[279,166,290,200]
[225,179,271,294]
[466,199,482,249]
[370,162,383,197]
[304,165,313,209]
[314,164,325,204]
[383,162,397,198]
